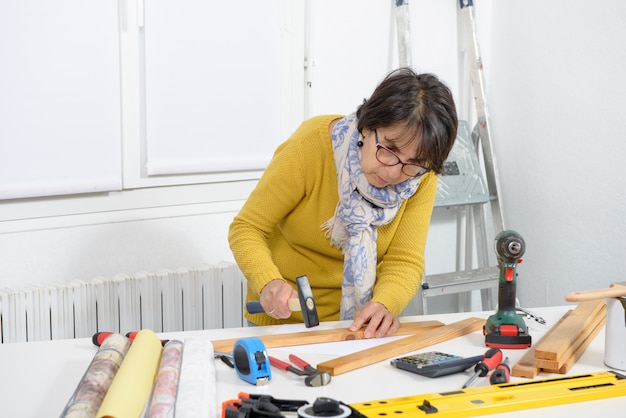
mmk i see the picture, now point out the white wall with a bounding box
[1,0,624,313]
[484,0,626,307]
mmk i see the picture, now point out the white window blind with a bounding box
[0,0,122,200]
[143,0,287,176]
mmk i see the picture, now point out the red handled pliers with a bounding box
[269,354,331,387]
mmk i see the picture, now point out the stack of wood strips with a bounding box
[512,299,606,378]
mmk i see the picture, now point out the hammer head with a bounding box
[296,275,319,328]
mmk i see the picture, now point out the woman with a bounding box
[229,67,457,338]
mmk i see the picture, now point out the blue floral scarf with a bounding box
[321,113,422,320]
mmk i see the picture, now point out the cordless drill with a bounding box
[483,230,531,348]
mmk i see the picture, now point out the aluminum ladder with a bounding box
[394,0,505,314]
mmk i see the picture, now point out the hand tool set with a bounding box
[88,226,617,417]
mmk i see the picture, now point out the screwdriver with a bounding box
[489,357,510,385]
[462,348,503,388]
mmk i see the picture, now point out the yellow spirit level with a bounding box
[351,371,626,417]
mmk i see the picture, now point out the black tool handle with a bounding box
[475,348,503,377]
[490,357,510,384]
[246,301,265,314]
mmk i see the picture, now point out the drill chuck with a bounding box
[494,231,525,261]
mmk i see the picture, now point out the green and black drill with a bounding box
[483,230,532,349]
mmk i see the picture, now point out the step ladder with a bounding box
[395,0,505,315]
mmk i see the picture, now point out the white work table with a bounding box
[0,306,623,417]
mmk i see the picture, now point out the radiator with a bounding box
[0,262,247,344]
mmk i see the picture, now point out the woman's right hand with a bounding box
[259,279,298,319]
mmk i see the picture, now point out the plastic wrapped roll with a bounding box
[175,338,217,418]
[147,339,184,417]
[60,333,131,418]
[96,329,163,418]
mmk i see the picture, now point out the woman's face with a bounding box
[360,125,421,187]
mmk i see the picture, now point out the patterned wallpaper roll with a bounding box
[96,329,163,418]
[60,333,131,418]
[147,339,184,418]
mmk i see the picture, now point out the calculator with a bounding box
[390,351,484,378]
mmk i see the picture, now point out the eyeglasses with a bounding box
[373,129,429,177]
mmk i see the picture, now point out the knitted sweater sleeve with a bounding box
[228,115,340,296]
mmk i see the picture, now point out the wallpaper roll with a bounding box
[146,339,184,418]
[174,338,217,418]
[96,329,163,418]
[60,333,131,418]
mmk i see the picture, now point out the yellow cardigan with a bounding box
[228,114,438,325]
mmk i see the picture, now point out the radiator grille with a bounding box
[0,262,247,343]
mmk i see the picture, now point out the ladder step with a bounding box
[421,266,499,297]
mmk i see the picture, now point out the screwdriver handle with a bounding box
[474,348,503,376]
[462,348,503,389]
[489,357,510,385]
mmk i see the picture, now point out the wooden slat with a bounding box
[315,317,484,376]
[211,319,444,353]
[533,299,605,361]
[535,305,606,370]
[512,300,607,378]
[511,310,573,379]
[541,310,606,374]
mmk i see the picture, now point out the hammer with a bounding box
[246,275,319,328]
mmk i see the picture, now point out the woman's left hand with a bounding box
[349,301,400,338]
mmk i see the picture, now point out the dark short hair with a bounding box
[356,68,458,174]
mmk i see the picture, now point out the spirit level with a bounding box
[351,371,626,417]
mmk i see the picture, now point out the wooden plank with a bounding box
[315,317,484,376]
[512,301,607,378]
[533,299,605,361]
[535,305,606,370]
[541,310,606,374]
[211,319,444,353]
[511,310,573,379]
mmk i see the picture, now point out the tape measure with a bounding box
[350,371,626,417]
[233,337,272,385]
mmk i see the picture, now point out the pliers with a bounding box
[269,354,331,387]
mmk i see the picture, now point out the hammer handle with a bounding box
[246,298,301,314]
